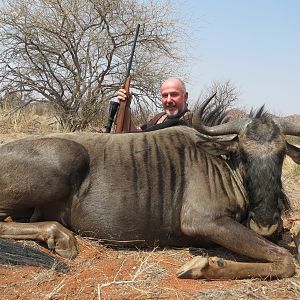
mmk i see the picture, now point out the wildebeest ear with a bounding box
[286,142,300,165]
[196,133,239,156]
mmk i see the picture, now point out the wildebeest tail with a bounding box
[0,238,69,272]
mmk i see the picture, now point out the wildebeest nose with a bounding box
[249,209,280,226]
[248,211,279,237]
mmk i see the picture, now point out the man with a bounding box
[117,77,192,131]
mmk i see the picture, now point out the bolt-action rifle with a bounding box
[105,24,140,133]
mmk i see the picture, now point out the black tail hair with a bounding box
[0,238,69,272]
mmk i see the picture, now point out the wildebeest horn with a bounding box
[192,93,251,136]
[274,118,300,136]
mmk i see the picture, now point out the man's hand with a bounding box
[117,88,132,102]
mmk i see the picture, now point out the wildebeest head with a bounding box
[193,96,300,237]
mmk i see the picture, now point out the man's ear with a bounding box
[184,92,188,102]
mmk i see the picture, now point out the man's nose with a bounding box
[166,94,172,102]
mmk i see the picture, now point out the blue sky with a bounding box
[175,0,299,115]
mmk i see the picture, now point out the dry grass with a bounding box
[195,278,300,300]
[283,156,300,179]
[0,102,62,134]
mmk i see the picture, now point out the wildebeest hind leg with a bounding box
[178,217,295,279]
[0,221,78,259]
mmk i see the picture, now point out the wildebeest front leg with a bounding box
[178,217,295,279]
[0,221,78,259]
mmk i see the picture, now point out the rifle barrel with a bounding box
[126,24,140,78]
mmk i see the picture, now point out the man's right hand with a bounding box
[117,88,127,102]
[117,88,132,102]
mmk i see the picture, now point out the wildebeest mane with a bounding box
[195,100,228,126]
[202,106,227,126]
[142,118,188,132]
[249,105,267,119]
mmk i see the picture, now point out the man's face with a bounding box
[161,79,188,118]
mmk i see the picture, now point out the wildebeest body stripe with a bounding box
[213,162,225,199]
[142,135,153,232]
[167,133,186,230]
[129,138,139,204]
[153,136,165,228]
[175,141,186,229]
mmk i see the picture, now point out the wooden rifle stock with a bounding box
[115,76,132,133]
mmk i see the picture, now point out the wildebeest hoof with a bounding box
[46,237,79,259]
[176,256,209,279]
[43,222,80,259]
[290,220,300,262]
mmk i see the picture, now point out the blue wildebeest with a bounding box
[0,96,299,279]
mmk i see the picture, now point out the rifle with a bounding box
[105,24,140,133]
